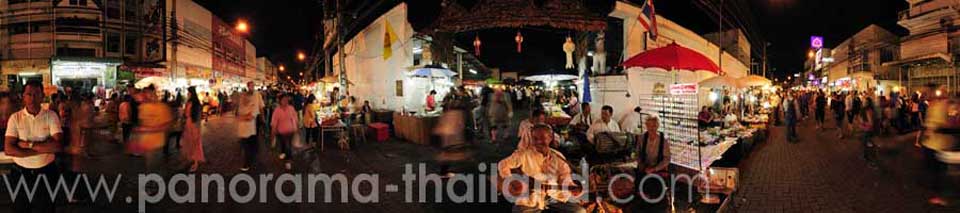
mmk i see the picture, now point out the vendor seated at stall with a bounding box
[497,124,584,213]
[568,103,594,132]
[425,90,437,112]
[698,106,714,128]
[636,116,672,199]
[722,109,741,128]
[619,107,644,135]
[587,105,621,144]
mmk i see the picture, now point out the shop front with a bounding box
[170,64,213,92]
[51,57,121,92]
[0,59,50,93]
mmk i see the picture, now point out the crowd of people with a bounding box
[775,85,960,205]
[1,79,378,212]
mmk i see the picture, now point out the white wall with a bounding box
[611,1,749,80]
[587,1,751,122]
[167,0,213,69]
[333,3,416,111]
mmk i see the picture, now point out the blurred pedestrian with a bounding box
[486,88,513,143]
[130,85,173,170]
[119,90,139,145]
[815,91,827,130]
[164,97,183,157]
[271,94,298,170]
[303,94,320,146]
[861,96,878,168]
[783,92,799,142]
[833,92,847,139]
[238,82,264,172]
[0,92,14,153]
[919,94,958,206]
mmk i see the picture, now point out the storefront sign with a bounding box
[120,65,166,79]
[669,83,697,95]
[1,59,50,72]
[810,36,823,49]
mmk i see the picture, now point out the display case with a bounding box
[637,93,706,170]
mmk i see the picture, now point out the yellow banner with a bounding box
[383,20,398,60]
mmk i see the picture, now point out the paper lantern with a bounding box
[515,31,524,53]
[473,35,482,57]
[563,36,575,69]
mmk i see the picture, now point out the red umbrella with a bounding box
[622,42,721,74]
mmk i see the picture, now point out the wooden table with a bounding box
[392,113,439,145]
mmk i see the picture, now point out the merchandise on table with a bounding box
[541,102,570,118]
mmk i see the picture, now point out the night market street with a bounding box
[5,0,960,212]
[0,110,958,213]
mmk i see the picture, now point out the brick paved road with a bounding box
[731,115,960,213]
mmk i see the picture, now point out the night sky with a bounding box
[194,0,323,76]
[198,0,908,80]
[657,0,908,81]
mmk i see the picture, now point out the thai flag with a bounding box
[638,0,658,40]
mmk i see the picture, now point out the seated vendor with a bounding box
[723,110,741,128]
[638,116,671,174]
[568,103,594,131]
[587,105,621,144]
[619,107,644,135]
[498,125,584,213]
[698,106,713,128]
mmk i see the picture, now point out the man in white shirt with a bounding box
[5,80,62,213]
[568,103,594,127]
[619,107,644,135]
[238,82,264,171]
[587,105,621,143]
[498,125,584,212]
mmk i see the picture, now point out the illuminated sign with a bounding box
[810,36,824,49]
[669,83,698,95]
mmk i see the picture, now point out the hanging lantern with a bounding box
[473,35,482,57]
[515,31,524,53]
[563,36,575,69]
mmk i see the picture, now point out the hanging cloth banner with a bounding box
[383,20,398,60]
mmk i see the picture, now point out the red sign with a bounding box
[121,65,166,79]
[211,17,245,76]
[670,83,698,95]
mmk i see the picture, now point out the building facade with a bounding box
[1,0,272,93]
[822,24,899,92]
[883,0,960,93]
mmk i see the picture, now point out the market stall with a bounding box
[392,111,439,145]
[541,102,571,125]
[402,65,457,114]
[525,69,578,126]
[602,43,760,210]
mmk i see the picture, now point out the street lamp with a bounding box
[279,65,285,72]
[235,20,249,33]
[807,50,815,59]
[297,52,306,61]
